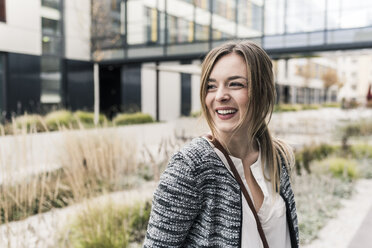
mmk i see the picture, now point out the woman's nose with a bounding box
[215,86,230,102]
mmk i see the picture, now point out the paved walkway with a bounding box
[303,179,372,248]
[348,204,372,248]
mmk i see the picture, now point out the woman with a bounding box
[144,41,299,248]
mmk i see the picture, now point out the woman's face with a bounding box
[205,53,249,135]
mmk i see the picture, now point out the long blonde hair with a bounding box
[200,40,294,192]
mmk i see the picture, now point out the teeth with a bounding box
[217,109,236,115]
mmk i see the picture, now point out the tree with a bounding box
[321,69,339,102]
[91,0,124,124]
[296,58,312,87]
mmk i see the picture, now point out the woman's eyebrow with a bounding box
[208,75,247,82]
[227,75,247,81]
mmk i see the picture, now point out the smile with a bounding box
[216,109,237,115]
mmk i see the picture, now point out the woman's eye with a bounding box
[229,82,245,87]
[207,84,216,90]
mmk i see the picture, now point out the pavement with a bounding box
[303,179,372,248]
[349,205,372,248]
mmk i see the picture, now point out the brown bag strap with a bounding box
[206,135,269,248]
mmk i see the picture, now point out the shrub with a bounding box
[350,144,372,159]
[190,110,202,118]
[326,158,358,180]
[295,143,338,174]
[322,102,340,108]
[274,104,301,112]
[13,114,46,133]
[113,112,154,126]
[74,111,107,125]
[302,104,320,110]
[128,201,152,243]
[45,110,75,131]
[63,200,151,248]
[340,119,372,151]
[358,159,372,179]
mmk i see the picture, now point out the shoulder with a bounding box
[168,137,216,168]
[177,137,215,162]
[162,137,215,178]
[161,137,227,188]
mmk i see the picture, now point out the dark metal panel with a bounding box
[121,64,141,113]
[100,65,121,118]
[65,59,94,111]
[181,72,191,116]
[0,53,5,120]
[6,53,41,117]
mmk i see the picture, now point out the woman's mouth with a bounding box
[216,109,237,120]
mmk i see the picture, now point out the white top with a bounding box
[205,138,292,248]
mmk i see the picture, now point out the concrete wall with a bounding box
[159,62,181,121]
[141,63,157,118]
[64,0,91,61]
[141,61,202,121]
[0,0,41,55]
[191,60,201,113]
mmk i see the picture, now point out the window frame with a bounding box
[0,0,6,23]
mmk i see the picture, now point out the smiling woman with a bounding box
[144,41,299,248]
[205,53,249,135]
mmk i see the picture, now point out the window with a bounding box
[168,15,178,43]
[40,57,61,104]
[0,0,6,22]
[41,0,60,9]
[42,18,62,55]
[42,18,61,36]
[195,23,209,41]
[146,7,159,43]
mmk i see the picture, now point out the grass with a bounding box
[273,104,322,112]
[45,110,76,131]
[0,127,140,224]
[0,110,156,135]
[294,143,372,245]
[59,200,151,248]
[113,112,154,126]
[293,171,354,245]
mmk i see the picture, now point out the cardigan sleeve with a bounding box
[143,151,202,248]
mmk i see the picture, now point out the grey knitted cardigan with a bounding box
[143,137,299,248]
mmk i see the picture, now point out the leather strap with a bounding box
[206,134,269,248]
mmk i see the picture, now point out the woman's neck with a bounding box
[215,130,258,160]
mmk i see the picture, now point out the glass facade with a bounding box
[41,0,63,104]
[41,0,61,10]
[40,57,62,103]
[327,0,372,29]
[115,0,264,48]
[265,0,372,35]
[92,0,372,62]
